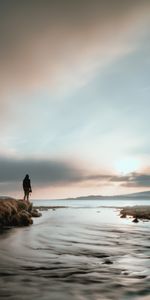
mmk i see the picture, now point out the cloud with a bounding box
[0,154,150,199]
[120,172,150,188]
[0,156,150,192]
[0,156,115,187]
[0,156,83,186]
[0,0,150,102]
[105,172,150,188]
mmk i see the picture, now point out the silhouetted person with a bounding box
[23,174,32,202]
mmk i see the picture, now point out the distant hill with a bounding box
[1,191,150,201]
[66,191,150,200]
[117,191,150,199]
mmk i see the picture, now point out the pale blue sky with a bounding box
[0,0,150,198]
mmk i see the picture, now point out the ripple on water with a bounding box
[0,208,150,300]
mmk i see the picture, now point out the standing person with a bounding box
[23,174,32,202]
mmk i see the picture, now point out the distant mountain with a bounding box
[118,191,150,199]
[66,191,150,200]
[1,191,150,201]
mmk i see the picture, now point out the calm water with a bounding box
[0,199,150,300]
[32,198,150,208]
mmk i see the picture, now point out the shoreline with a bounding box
[1,198,150,228]
[35,204,150,223]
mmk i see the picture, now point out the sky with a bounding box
[0,0,150,199]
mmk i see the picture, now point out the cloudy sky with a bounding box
[0,0,150,199]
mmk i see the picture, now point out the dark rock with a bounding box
[132,217,139,223]
[31,209,42,218]
[103,259,113,265]
[121,271,129,276]
[28,202,33,213]
[11,214,20,226]
[18,211,33,226]
[120,213,126,218]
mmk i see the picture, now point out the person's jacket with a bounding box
[23,178,31,191]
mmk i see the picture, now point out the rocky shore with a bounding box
[120,205,150,222]
[0,199,41,227]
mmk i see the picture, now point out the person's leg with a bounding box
[27,191,30,202]
[24,190,28,201]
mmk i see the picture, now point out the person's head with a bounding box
[25,174,29,179]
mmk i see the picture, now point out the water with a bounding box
[32,198,150,208]
[0,199,150,300]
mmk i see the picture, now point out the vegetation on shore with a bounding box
[0,199,41,227]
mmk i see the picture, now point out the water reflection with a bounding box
[0,208,150,300]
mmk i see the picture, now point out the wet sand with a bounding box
[0,207,150,300]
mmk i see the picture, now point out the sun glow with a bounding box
[115,158,140,174]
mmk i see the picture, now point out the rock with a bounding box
[0,199,40,228]
[121,271,129,276]
[120,206,150,222]
[11,214,20,226]
[31,209,42,218]
[0,199,17,227]
[17,200,30,211]
[28,202,33,213]
[132,217,139,223]
[18,211,33,226]
[103,259,113,265]
[120,213,126,218]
